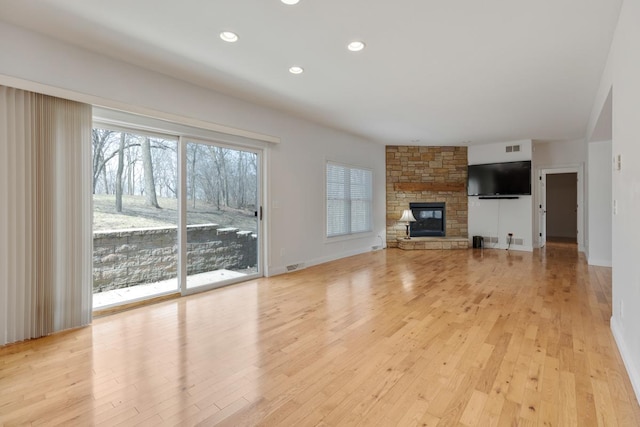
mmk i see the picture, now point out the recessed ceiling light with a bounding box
[220,31,239,43]
[289,66,304,74]
[281,0,300,4]
[347,41,366,52]
[411,139,421,143]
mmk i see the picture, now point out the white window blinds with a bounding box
[326,162,372,237]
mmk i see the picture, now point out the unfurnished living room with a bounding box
[0,1,639,426]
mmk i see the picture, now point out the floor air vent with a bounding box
[286,263,304,272]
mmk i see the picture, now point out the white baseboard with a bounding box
[265,267,284,277]
[588,258,612,267]
[266,245,378,277]
[482,244,533,252]
[611,316,640,405]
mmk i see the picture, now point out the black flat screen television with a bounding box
[467,160,532,196]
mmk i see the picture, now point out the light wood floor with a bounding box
[1,245,639,426]
[546,236,578,244]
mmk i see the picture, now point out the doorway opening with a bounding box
[538,166,583,250]
[546,173,578,244]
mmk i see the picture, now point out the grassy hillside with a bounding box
[93,194,257,232]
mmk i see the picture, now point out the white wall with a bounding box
[468,198,533,250]
[587,141,612,266]
[587,0,640,403]
[0,21,386,277]
[533,139,586,167]
[468,140,533,251]
[468,139,532,164]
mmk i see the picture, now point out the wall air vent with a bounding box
[505,145,521,153]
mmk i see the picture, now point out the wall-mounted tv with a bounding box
[467,160,532,196]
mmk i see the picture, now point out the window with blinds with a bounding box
[326,162,372,237]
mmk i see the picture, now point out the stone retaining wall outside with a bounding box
[93,224,257,292]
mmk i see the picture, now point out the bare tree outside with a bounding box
[141,136,160,209]
[115,132,125,212]
[92,128,114,194]
[92,127,259,304]
[187,144,200,208]
[92,127,258,233]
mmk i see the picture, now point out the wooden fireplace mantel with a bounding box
[393,182,466,192]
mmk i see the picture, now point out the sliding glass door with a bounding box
[92,127,179,308]
[183,140,260,291]
[92,120,262,309]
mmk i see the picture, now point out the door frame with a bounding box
[537,164,584,250]
[178,137,264,297]
[91,108,269,309]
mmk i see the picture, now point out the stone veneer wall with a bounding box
[386,146,468,248]
[93,224,257,292]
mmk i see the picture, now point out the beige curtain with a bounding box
[0,85,92,345]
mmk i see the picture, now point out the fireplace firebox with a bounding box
[409,202,446,237]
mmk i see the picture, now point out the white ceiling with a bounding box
[0,0,622,145]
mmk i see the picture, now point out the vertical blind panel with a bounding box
[0,86,92,346]
[0,88,6,343]
[1,87,33,344]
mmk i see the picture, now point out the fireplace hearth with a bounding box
[409,202,446,237]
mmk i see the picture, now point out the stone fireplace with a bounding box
[386,146,468,248]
